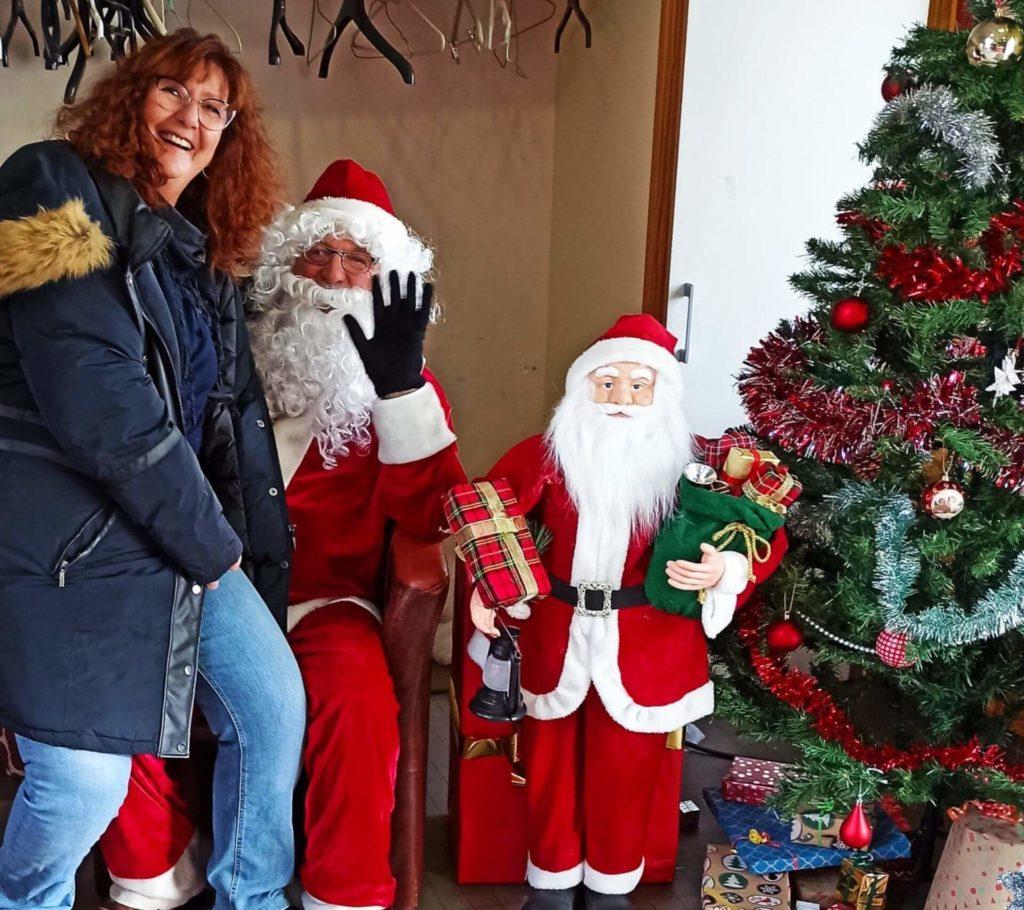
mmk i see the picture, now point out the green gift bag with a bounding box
[644,481,785,617]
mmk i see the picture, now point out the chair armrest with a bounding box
[388,528,449,593]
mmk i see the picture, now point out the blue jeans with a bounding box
[0,569,305,910]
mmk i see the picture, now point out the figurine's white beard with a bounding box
[249,269,377,467]
[545,378,691,546]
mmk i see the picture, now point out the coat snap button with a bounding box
[191,583,202,595]
[176,743,186,753]
[184,665,193,676]
[269,487,279,496]
[280,560,290,569]
[256,419,265,428]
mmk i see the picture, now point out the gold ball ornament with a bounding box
[966,7,1024,67]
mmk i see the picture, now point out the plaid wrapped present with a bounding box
[443,480,550,608]
[836,856,887,910]
[692,430,760,472]
[743,461,803,515]
[721,756,793,806]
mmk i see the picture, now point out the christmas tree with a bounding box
[712,1,1024,822]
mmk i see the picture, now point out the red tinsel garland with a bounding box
[738,320,1024,491]
[840,202,1024,304]
[737,598,1024,780]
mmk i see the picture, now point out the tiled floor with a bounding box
[0,671,933,909]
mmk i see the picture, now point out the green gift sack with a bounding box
[644,481,785,617]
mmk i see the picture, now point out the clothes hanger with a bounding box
[350,1,445,61]
[316,0,414,85]
[40,0,66,69]
[269,0,305,65]
[2,0,42,67]
[186,0,241,53]
[553,0,590,53]
[449,0,483,62]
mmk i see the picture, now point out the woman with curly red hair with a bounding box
[0,29,304,910]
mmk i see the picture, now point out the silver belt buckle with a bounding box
[575,581,613,617]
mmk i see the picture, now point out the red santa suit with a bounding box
[100,161,466,910]
[472,316,786,895]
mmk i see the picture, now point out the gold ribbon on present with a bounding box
[451,481,539,601]
[448,679,526,786]
[946,799,1022,824]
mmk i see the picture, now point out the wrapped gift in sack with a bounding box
[693,429,760,473]
[744,461,803,515]
[924,802,1024,910]
[836,856,888,910]
[443,480,550,608]
[645,481,784,618]
[721,446,781,490]
[791,805,848,848]
[702,843,791,909]
[721,756,794,806]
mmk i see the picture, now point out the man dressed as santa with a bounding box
[469,314,785,910]
[99,160,465,910]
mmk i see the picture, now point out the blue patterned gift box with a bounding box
[704,787,911,874]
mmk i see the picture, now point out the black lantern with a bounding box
[470,623,527,723]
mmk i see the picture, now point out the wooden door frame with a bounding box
[641,0,961,322]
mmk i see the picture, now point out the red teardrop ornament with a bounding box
[839,801,874,851]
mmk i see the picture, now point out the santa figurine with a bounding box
[468,315,786,909]
[98,160,465,910]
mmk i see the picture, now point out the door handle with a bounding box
[669,282,695,363]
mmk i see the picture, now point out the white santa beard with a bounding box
[249,270,377,467]
[546,379,691,586]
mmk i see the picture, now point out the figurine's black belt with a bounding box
[550,577,648,614]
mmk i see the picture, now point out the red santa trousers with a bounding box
[522,689,669,895]
[101,600,400,910]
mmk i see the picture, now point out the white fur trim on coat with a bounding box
[526,858,584,890]
[303,889,384,910]
[372,382,456,465]
[522,610,715,734]
[700,550,749,639]
[565,337,683,395]
[583,860,645,895]
[287,596,380,634]
[108,833,207,910]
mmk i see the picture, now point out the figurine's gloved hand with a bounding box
[343,270,432,398]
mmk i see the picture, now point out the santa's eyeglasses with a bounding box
[300,245,377,275]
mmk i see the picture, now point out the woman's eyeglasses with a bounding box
[152,76,236,132]
[300,245,377,275]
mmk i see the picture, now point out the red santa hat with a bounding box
[565,314,684,393]
[256,158,432,279]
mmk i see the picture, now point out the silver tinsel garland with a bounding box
[875,84,1002,189]
[1002,871,1024,910]
[831,483,1024,646]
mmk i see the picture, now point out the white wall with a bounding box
[668,0,931,436]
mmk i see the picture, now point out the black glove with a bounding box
[343,271,433,398]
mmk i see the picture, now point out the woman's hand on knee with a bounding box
[206,557,242,590]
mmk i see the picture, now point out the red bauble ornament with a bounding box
[831,297,871,333]
[881,379,896,394]
[875,629,916,669]
[839,801,874,851]
[921,478,966,520]
[766,617,804,653]
[882,74,908,101]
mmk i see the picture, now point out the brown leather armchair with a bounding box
[381,528,450,910]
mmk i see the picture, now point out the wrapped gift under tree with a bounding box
[836,855,888,910]
[443,479,550,608]
[702,843,791,909]
[924,802,1024,910]
[721,756,793,806]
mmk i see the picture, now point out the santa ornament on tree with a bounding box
[468,315,787,910]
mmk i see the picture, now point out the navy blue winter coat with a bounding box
[0,141,291,757]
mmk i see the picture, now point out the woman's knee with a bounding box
[19,740,131,819]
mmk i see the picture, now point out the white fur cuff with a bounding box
[372,382,456,464]
[583,860,645,895]
[504,599,533,620]
[714,550,751,595]
[526,858,584,890]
